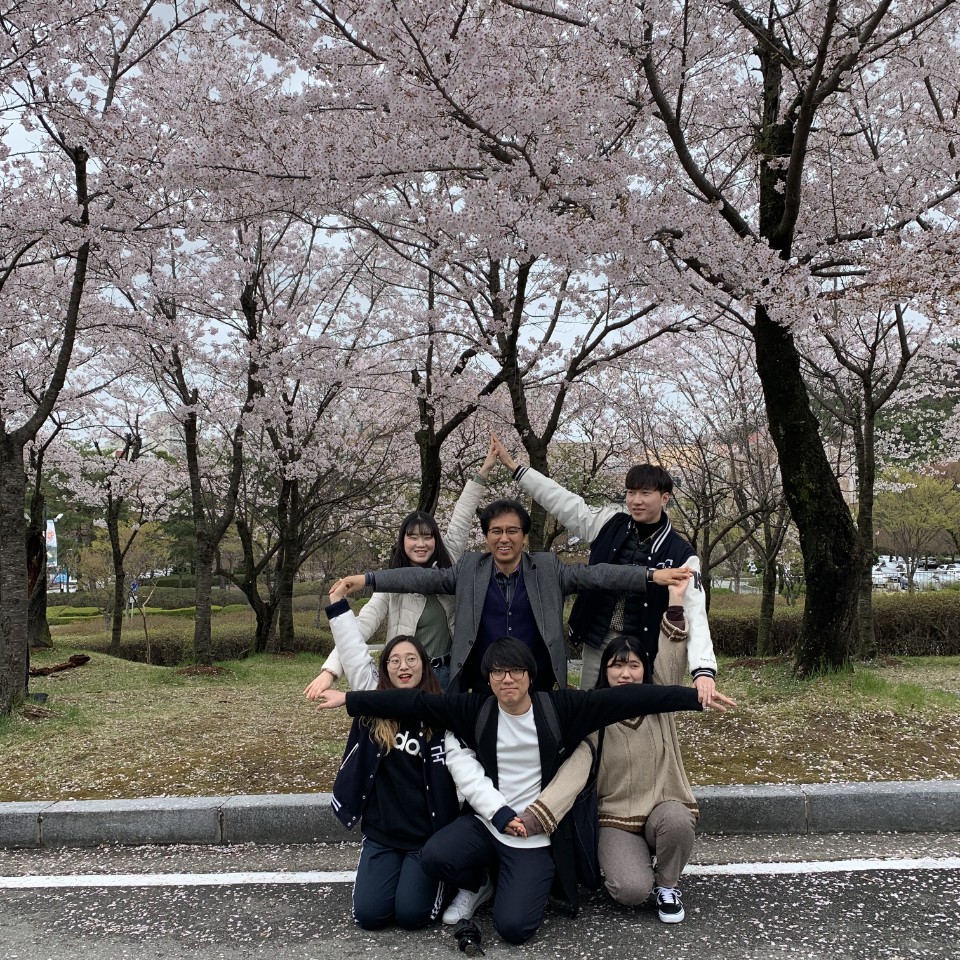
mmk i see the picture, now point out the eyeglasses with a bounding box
[489,668,527,680]
[386,654,421,669]
[487,527,523,537]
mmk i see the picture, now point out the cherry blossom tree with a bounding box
[0,0,204,713]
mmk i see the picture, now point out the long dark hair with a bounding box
[595,635,651,689]
[364,634,440,750]
[389,511,453,568]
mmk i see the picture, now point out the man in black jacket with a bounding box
[314,637,734,945]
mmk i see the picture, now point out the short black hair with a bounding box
[480,637,537,681]
[595,635,652,688]
[624,464,673,495]
[479,498,531,535]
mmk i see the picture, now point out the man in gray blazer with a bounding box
[336,499,690,692]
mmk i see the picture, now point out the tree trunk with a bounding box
[853,415,879,660]
[26,501,51,651]
[194,535,215,664]
[275,482,299,651]
[110,566,127,655]
[28,574,52,650]
[415,424,443,514]
[0,436,29,712]
[753,306,861,674]
[107,512,126,654]
[757,562,778,656]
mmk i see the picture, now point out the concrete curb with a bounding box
[2,780,958,850]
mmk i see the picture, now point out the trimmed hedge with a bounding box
[709,591,960,657]
[77,622,335,666]
[67,587,244,610]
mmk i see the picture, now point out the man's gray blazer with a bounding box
[371,551,653,692]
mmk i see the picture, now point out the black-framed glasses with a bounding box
[489,668,527,680]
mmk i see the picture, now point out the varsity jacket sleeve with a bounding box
[443,477,486,561]
[513,466,621,542]
[325,599,378,691]
[368,561,460,596]
[319,592,389,679]
[678,555,717,680]
[525,736,595,835]
[444,730,517,831]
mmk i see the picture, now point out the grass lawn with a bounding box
[3,633,959,802]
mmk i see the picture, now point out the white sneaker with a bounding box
[442,878,494,924]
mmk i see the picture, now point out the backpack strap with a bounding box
[474,696,497,746]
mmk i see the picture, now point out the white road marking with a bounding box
[0,870,356,889]
[689,856,960,876]
[1,858,958,890]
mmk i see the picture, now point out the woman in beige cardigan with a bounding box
[516,578,733,924]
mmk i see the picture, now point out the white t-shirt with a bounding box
[480,705,550,849]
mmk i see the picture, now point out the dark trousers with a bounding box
[421,814,555,945]
[353,836,444,930]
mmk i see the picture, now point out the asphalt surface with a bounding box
[1,835,958,959]
[2,782,959,957]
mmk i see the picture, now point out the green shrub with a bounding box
[708,591,960,657]
[74,620,334,666]
[68,586,244,610]
[872,591,960,656]
[709,607,801,657]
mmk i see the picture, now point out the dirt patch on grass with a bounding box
[175,665,230,677]
[4,649,959,801]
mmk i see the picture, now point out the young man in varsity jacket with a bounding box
[491,435,718,704]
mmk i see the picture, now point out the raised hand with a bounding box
[478,433,499,478]
[490,431,518,471]
[331,575,366,596]
[304,671,336,700]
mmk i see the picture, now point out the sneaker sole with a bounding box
[658,910,685,924]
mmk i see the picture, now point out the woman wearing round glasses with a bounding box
[305,439,498,696]
[314,579,501,931]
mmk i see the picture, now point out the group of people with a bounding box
[304,434,735,946]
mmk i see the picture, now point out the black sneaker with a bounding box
[655,886,685,923]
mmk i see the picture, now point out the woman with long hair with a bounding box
[317,580,468,930]
[304,439,497,695]
[516,578,732,925]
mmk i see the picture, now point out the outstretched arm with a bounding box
[305,587,379,698]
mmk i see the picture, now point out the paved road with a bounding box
[2,835,958,959]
